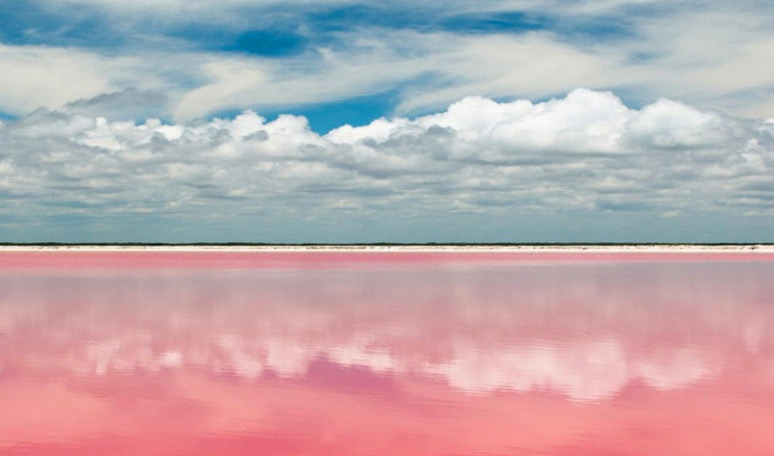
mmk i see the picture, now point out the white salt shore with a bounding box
[0,244,773,253]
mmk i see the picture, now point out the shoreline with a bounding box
[1,244,773,253]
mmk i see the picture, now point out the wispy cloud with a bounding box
[3,4,774,121]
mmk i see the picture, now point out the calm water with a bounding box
[1,251,773,455]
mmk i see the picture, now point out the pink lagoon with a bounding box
[1,248,774,456]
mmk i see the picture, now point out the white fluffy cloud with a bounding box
[1,89,772,237]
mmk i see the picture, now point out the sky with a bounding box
[0,0,773,242]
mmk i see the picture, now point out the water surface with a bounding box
[1,251,773,455]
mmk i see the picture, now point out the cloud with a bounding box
[170,40,436,121]
[63,88,169,121]
[1,89,772,240]
[0,44,114,114]
[0,43,186,117]
[3,1,774,123]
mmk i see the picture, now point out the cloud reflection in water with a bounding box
[0,258,773,454]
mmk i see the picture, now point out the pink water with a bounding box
[1,251,773,455]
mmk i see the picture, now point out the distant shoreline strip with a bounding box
[1,244,773,252]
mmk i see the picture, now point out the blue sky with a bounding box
[0,0,773,242]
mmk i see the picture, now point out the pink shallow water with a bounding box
[2,249,774,270]
[0,252,773,455]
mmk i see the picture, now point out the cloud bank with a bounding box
[1,89,772,240]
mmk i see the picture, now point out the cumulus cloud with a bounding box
[1,89,772,239]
